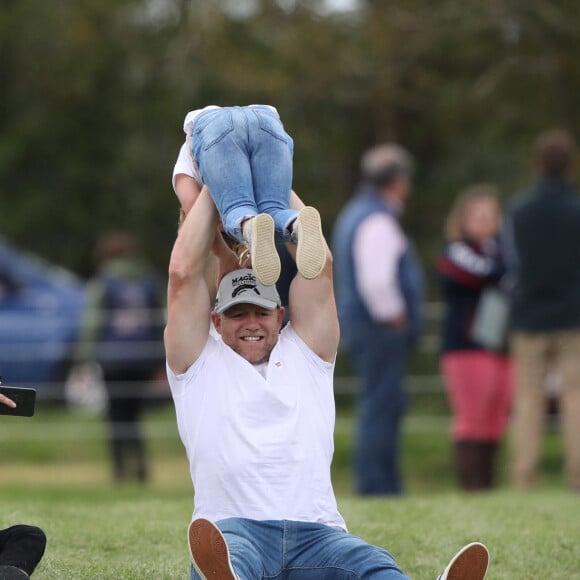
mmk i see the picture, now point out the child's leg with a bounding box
[191,108,258,242]
[245,106,297,239]
[245,108,326,279]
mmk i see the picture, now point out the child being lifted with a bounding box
[172,105,326,286]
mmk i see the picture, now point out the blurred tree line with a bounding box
[1,0,580,284]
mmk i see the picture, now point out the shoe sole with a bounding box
[188,518,237,580]
[295,207,327,280]
[444,542,489,580]
[248,214,280,286]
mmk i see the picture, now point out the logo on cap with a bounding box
[232,284,261,298]
[229,273,261,298]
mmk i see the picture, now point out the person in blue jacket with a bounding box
[332,144,424,495]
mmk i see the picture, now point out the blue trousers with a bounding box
[347,326,409,495]
[191,105,297,242]
[190,518,409,580]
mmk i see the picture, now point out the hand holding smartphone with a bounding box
[0,385,37,417]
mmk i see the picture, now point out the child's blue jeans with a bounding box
[191,105,297,242]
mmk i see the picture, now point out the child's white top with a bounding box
[172,105,278,192]
[166,323,347,531]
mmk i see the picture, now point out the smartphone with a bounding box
[0,386,37,417]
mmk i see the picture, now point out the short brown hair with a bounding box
[534,129,575,177]
[96,231,138,264]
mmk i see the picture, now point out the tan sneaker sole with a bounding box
[245,214,280,286]
[295,207,327,279]
[188,518,237,580]
[441,542,489,580]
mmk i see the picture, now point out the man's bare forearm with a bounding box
[169,186,218,280]
[165,187,216,373]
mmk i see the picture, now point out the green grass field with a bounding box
[2,404,579,579]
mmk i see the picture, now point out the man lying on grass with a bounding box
[0,385,47,580]
[164,186,489,579]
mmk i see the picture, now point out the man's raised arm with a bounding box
[286,198,339,363]
[164,187,217,375]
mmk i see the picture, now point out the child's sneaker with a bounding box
[436,542,489,580]
[188,518,238,580]
[292,207,327,280]
[242,214,280,286]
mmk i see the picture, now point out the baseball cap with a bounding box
[214,269,281,314]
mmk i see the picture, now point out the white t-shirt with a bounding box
[166,323,346,531]
[172,105,279,192]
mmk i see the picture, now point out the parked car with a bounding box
[0,236,85,392]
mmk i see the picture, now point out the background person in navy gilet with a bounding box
[332,144,424,495]
[73,232,166,484]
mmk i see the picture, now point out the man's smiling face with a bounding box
[212,303,285,364]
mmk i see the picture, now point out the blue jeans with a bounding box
[190,518,409,580]
[191,105,297,242]
[347,325,409,495]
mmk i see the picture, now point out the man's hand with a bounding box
[388,315,408,331]
[0,392,16,408]
[0,378,16,408]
